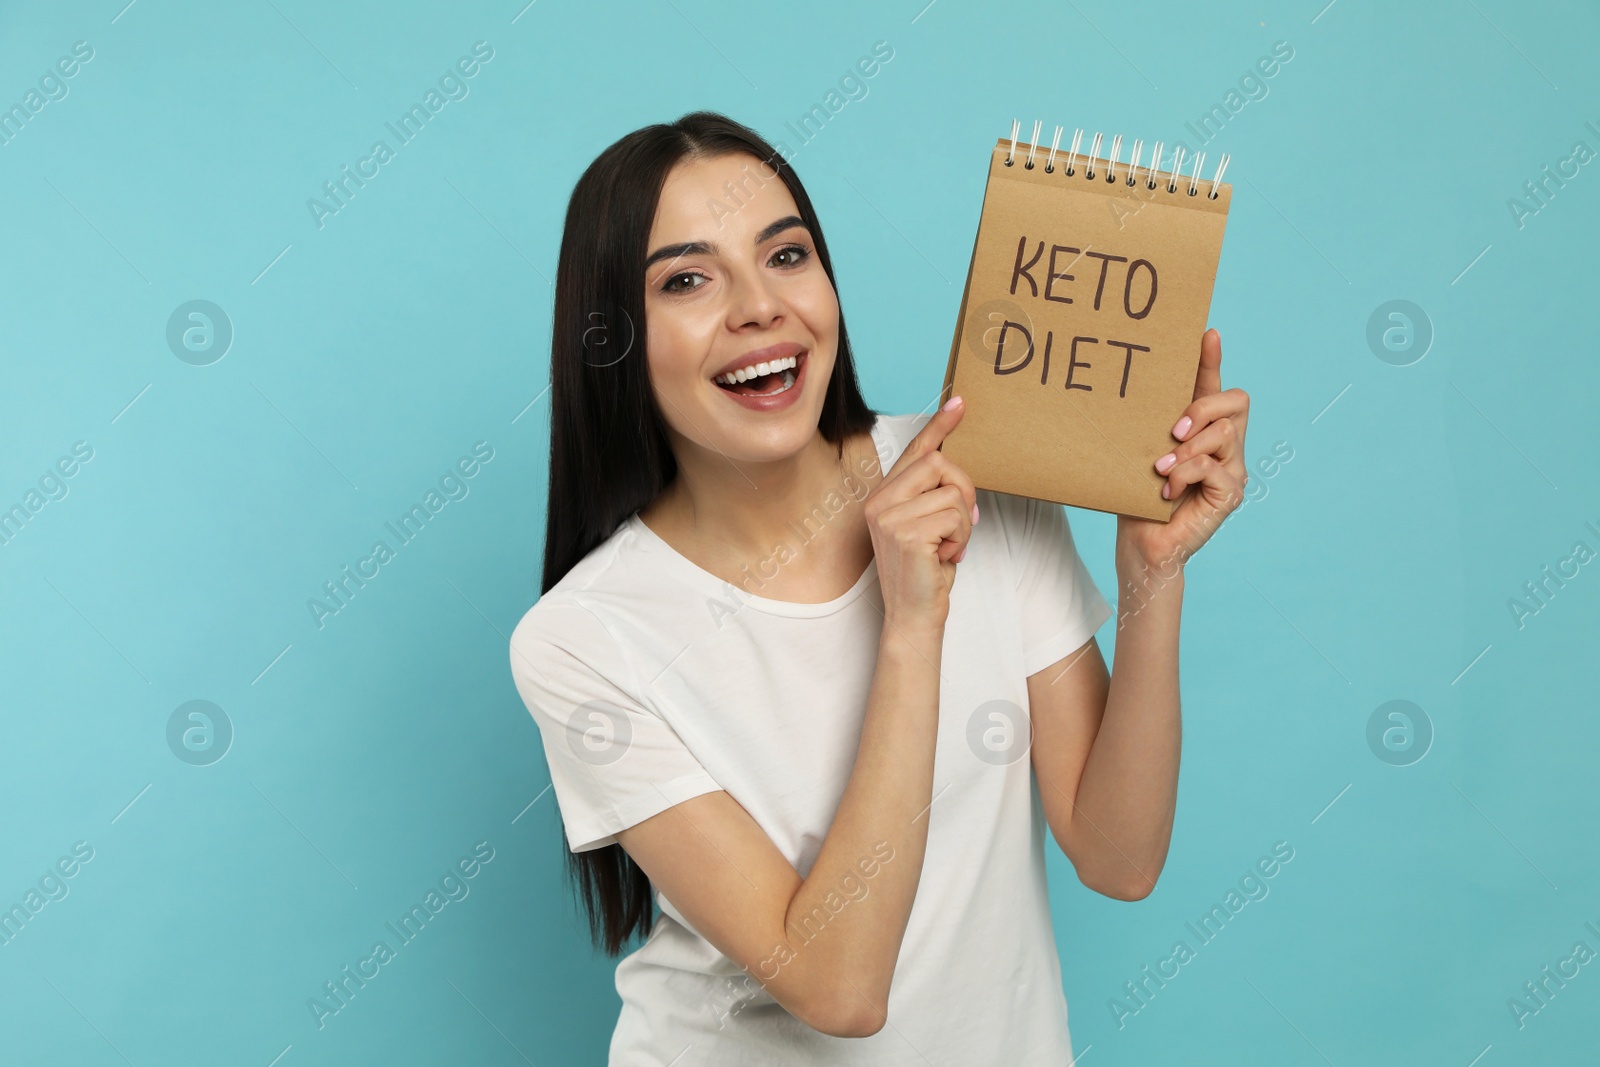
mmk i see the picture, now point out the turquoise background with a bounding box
[2,0,1596,1063]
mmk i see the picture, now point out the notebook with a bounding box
[939,121,1232,521]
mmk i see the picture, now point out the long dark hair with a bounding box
[540,111,877,956]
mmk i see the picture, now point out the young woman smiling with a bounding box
[509,111,1249,1064]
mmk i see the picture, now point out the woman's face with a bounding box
[642,152,839,464]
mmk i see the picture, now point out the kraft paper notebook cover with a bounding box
[940,121,1233,522]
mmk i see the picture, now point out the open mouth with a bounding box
[713,352,805,397]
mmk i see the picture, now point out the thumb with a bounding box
[1193,328,1223,401]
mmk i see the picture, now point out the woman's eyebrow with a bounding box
[644,215,808,270]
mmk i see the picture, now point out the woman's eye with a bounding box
[662,271,706,294]
[770,244,812,268]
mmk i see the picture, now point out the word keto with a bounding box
[705,840,895,1031]
[0,40,94,148]
[1507,120,1600,230]
[994,238,1160,397]
[1109,840,1294,1029]
[1506,918,1600,1029]
[0,440,95,548]
[0,841,95,948]
[309,442,495,629]
[1507,519,1599,630]
[308,41,495,229]
[308,840,495,1030]
[1174,41,1295,153]
[772,41,894,161]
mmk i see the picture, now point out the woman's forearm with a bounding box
[1068,550,1185,898]
[775,617,943,1037]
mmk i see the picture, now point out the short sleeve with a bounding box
[508,596,723,853]
[992,491,1114,676]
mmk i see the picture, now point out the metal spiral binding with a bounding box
[1004,119,1231,200]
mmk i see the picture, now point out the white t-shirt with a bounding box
[509,411,1113,1065]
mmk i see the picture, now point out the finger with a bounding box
[1171,386,1249,445]
[885,484,971,561]
[1161,453,1241,508]
[881,498,968,564]
[876,448,979,531]
[1155,415,1242,481]
[1192,328,1223,402]
[936,510,970,562]
[886,395,967,483]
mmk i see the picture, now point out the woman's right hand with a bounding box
[863,396,978,631]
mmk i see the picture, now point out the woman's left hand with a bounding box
[1116,328,1249,570]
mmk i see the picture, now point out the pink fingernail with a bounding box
[1172,416,1192,439]
[1155,452,1176,474]
[1161,483,1171,499]
[971,502,979,524]
[944,395,963,411]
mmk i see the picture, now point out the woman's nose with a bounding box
[726,269,783,330]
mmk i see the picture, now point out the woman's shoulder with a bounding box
[875,410,935,441]
[870,410,934,469]
[509,517,645,655]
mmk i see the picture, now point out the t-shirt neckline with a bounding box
[623,414,890,620]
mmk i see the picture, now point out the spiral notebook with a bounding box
[939,121,1233,522]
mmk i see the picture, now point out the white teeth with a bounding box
[720,366,797,398]
[715,355,798,386]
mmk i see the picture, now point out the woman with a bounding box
[509,111,1249,1064]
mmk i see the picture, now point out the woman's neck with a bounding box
[639,426,883,601]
